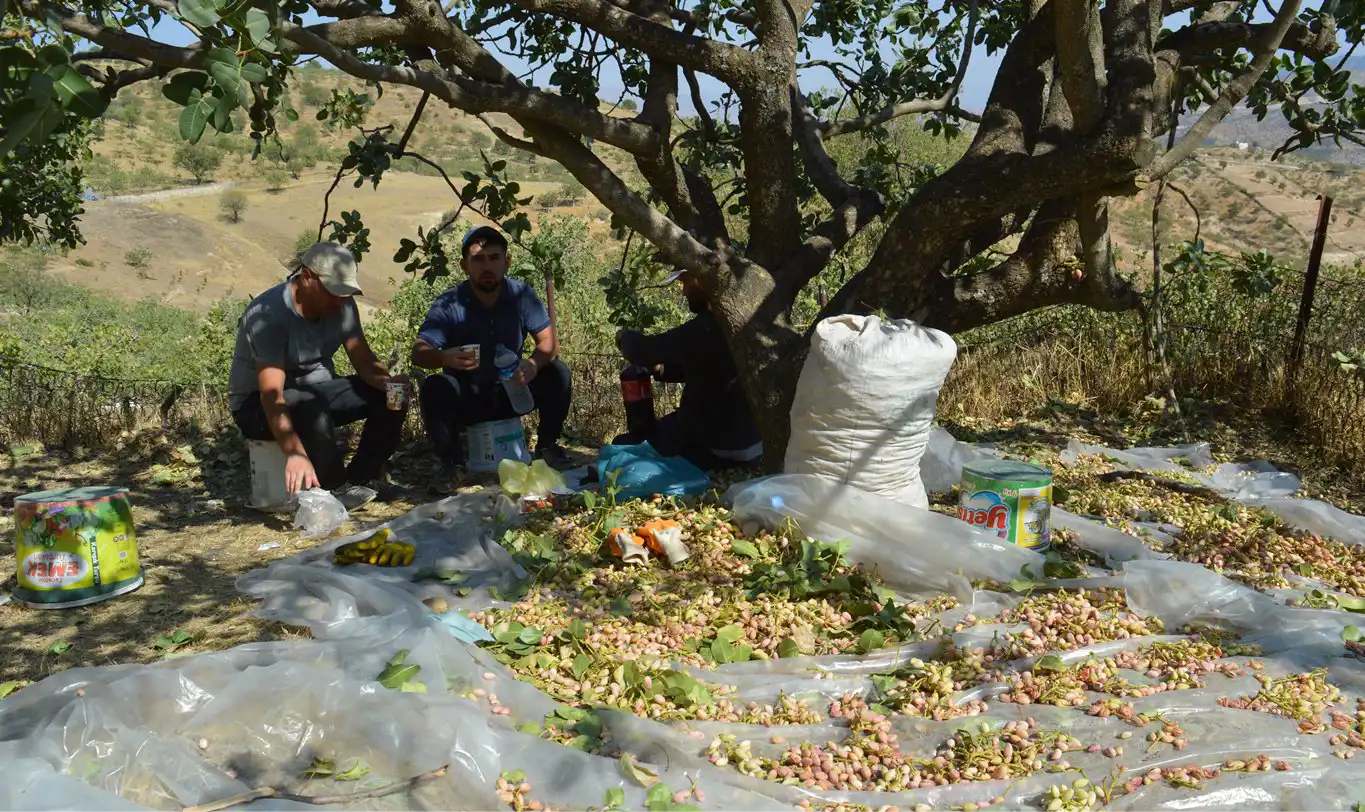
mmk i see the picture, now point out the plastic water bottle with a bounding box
[494,345,535,415]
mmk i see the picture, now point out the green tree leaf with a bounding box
[0,680,27,700]
[244,7,272,42]
[377,662,420,689]
[0,98,62,156]
[202,47,249,108]
[178,92,212,142]
[178,0,221,28]
[730,539,759,558]
[162,71,210,106]
[239,62,268,84]
[335,759,371,780]
[619,752,661,787]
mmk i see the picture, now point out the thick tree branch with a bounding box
[517,119,718,274]
[76,60,171,94]
[786,191,884,294]
[1054,0,1111,283]
[1054,0,1106,131]
[964,1,1054,160]
[793,90,859,206]
[311,0,381,18]
[820,0,979,138]
[18,0,199,67]
[925,202,1138,331]
[280,21,659,156]
[682,67,716,141]
[1158,16,1338,62]
[498,0,755,82]
[476,114,544,154]
[302,16,420,47]
[1151,0,1304,179]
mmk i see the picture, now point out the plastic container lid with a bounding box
[961,459,1052,481]
[16,486,129,504]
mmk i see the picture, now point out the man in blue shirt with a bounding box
[411,226,572,493]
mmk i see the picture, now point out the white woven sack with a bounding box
[784,314,958,508]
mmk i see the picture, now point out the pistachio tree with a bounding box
[1,0,1360,462]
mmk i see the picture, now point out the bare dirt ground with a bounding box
[0,427,599,690]
[47,171,611,312]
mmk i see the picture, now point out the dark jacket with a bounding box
[618,310,761,454]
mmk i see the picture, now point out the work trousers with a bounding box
[419,359,572,465]
[232,375,407,490]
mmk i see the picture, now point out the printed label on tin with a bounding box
[957,481,1053,551]
[22,550,90,588]
[957,491,1011,535]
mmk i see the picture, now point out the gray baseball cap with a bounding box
[299,242,363,297]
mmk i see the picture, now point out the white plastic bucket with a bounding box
[465,418,530,473]
[246,439,290,510]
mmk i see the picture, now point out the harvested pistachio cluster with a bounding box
[462,447,1363,811]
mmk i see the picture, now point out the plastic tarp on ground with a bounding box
[4,431,1365,811]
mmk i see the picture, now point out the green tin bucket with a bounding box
[956,459,1054,552]
[12,486,145,609]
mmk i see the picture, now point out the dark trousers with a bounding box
[420,359,572,465]
[232,375,407,490]
[612,411,745,472]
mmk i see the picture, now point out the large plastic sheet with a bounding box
[4,431,1365,811]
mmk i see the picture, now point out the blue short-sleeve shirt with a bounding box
[416,278,551,382]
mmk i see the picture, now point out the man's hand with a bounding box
[285,453,319,495]
[514,358,538,386]
[442,346,479,371]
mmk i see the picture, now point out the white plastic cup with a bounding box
[460,343,481,368]
[385,381,406,411]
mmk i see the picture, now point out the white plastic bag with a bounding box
[292,488,347,539]
[784,315,957,508]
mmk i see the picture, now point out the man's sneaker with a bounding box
[428,461,466,496]
[331,483,377,510]
[352,480,407,503]
[534,443,572,470]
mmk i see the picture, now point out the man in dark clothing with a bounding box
[228,241,408,509]
[412,226,572,493]
[613,269,762,469]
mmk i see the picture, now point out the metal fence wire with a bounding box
[0,352,675,452]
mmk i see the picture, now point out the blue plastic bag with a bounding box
[595,442,711,500]
[430,609,496,644]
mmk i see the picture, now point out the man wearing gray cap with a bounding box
[228,242,408,509]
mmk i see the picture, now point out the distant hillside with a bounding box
[1200,54,1365,167]
[43,63,1365,315]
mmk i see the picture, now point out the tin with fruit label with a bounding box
[13,486,144,609]
[956,459,1053,552]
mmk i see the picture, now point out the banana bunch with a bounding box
[334,528,416,567]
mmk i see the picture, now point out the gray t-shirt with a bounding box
[227,280,362,411]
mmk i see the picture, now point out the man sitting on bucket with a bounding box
[411,225,573,494]
[228,241,409,509]
[613,267,762,469]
